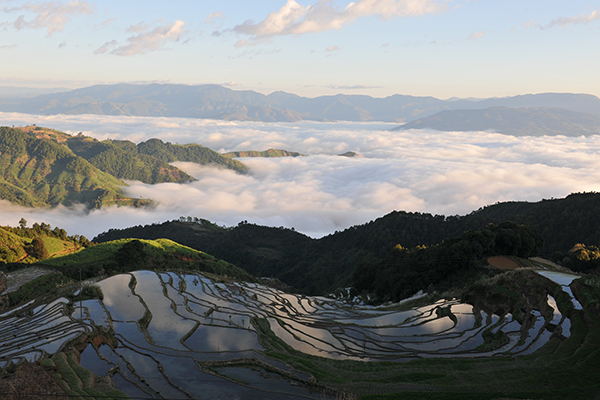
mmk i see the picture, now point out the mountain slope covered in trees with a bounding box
[0,126,250,207]
[0,126,149,208]
[94,192,600,295]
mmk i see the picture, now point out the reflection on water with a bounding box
[96,274,145,321]
[536,270,584,310]
[1,268,584,399]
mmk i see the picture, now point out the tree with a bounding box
[18,218,27,229]
[30,238,49,260]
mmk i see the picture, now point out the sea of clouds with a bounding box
[1,112,600,240]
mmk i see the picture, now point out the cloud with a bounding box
[525,9,600,30]
[205,11,225,24]
[99,17,116,27]
[232,0,450,45]
[1,112,599,240]
[58,41,66,48]
[0,44,17,49]
[95,20,186,56]
[94,40,117,54]
[467,30,485,41]
[229,48,281,58]
[1,0,93,37]
[326,45,341,52]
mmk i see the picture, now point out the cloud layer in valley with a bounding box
[1,112,600,240]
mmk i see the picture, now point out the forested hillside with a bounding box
[137,138,247,173]
[0,126,251,207]
[17,126,247,183]
[65,135,193,184]
[94,193,600,295]
[0,126,149,208]
[352,222,543,302]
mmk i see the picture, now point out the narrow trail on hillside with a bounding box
[49,246,81,258]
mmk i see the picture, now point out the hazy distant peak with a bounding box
[1,83,599,123]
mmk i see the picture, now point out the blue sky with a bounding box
[0,0,599,99]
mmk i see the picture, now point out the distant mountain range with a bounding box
[395,106,600,136]
[1,83,600,123]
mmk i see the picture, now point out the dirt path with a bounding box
[49,246,81,258]
[14,253,29,263]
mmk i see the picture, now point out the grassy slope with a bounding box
[39,238,255,281]
[0,226,82,264]
[0,126,150,208]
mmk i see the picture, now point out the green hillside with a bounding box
[222,148,304,158]
[0,126,150,208]
[38,237,254,282]
[138,138,248,173]
[65,135,193,184]
[0,221,89,265]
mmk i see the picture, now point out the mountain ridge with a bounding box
[2,83,599,123]
[395,106,600,136]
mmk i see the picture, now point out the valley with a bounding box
[1,212,600,399]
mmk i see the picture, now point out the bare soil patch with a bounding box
[488,256,520,270]
[1,267,56,295]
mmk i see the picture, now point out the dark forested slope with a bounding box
[95,192,600,295]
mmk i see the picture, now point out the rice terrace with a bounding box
[1,231,600,399]
[2,0,600,397]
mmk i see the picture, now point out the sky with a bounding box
[0,0,599,99]
[1,111,599,239]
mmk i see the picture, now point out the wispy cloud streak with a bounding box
[1,0,93,37]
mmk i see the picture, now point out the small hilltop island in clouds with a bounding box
[1,1,600,399]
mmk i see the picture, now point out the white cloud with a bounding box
[98,17,116,27]
[467,30,485,41]
[94,39,117,54]
[2,0,93,37]
[326,45,341,52]
[205,11,225,24]
[525,9,600,30]
[232,0,450,45]
[95,20,187,56]
[1,112,599,239]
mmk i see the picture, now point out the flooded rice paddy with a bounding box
[0,269,584,398]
